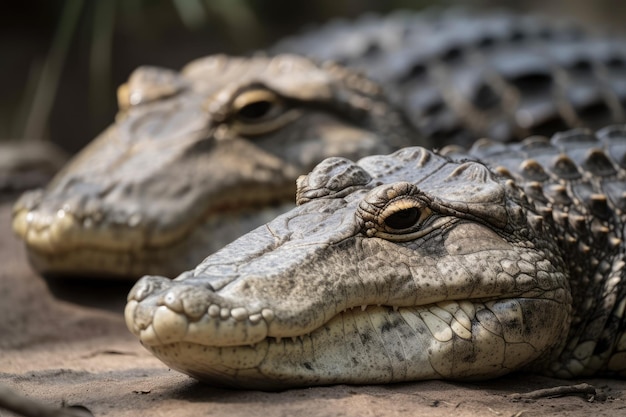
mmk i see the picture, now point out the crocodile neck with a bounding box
[455,126,626,376]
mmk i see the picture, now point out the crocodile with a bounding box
[12,56,415,278]
[12,10,626,279]
[125,125,626,389]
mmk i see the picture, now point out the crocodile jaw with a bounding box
[125,191,571,388]
[130,300,568,389]
[13,202,294,279]
[126,284,569,389]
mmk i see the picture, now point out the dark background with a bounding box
[2,0,625,154]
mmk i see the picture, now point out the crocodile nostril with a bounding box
[127,275,172,302]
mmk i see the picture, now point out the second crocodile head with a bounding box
[12,54,419,279]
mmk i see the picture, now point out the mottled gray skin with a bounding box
[12,55,414,278]
[126,126,626,389]
[13,9,626,279]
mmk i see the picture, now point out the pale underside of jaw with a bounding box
[126,296,567,388]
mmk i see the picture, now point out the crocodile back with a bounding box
[447,126,626,377]
[274,10,626,147]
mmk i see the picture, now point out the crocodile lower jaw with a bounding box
[15,202,295,279]
[126,298,569,389]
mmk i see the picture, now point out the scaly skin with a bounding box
[126,126,626,389]
[12,55,414,278]
[275,9,626,146]
[13,10,626,279]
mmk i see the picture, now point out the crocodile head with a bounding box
[12,54,418,278]
[125,147,571,389]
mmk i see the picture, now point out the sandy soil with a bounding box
[1,199,625,417]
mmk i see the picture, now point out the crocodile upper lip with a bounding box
[12,188,295,255]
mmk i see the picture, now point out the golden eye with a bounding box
[384,207,421,230]
[230,88,301,135]
[358,182,441,242]
[379,199,432,236]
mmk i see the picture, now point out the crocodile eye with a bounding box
[229,88,301,136]
[359,183,438,242]
[378,199,432,236]
[233,89,282,121]
[384,207,421,230]
[237,100,273,121]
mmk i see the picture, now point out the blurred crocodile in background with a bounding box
[12,9,626,279]
[126,125,626,388]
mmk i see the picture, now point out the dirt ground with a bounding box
[1,199,626,417]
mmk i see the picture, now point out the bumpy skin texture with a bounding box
[276,9,626,146]
[12,55,414,278]
[126,126,626,389]
[13,10,626,279]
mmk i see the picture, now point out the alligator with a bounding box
[12,10,626,279]
[125,125,626,389]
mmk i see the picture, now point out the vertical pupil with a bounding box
[384,208,420,229]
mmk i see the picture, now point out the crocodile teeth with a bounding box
[249,313,262,324]
[261,308,275,321]
[231,307,249,321]
[124,300,139,334]
[208,304,220,318]
[136,304,272,347]
[152,305,189,343]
